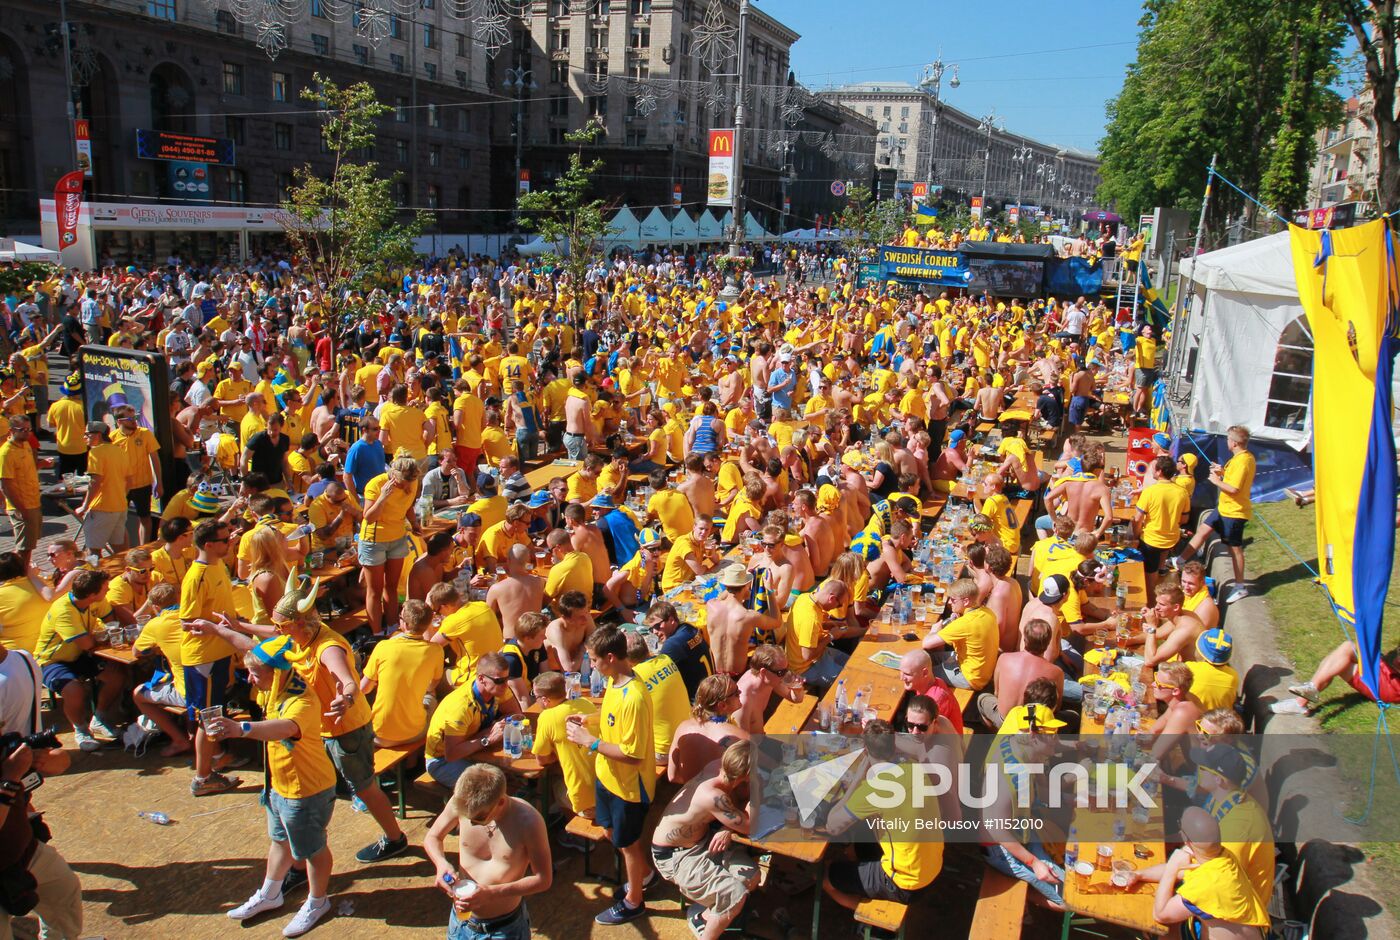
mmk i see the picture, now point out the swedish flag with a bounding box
[1137,259,1173,332]
[747,567,774,617]
[850,528,883,561]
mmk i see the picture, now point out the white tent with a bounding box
[1173,232,1312,446]
[0,239,59,263]
[516,236,568,256]
[696,210,724,242]
[637,207,670,244]
[744,212,768,240]
[669,209,698,243]
[603,207,641,247]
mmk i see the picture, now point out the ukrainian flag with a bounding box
[1290,219,1400,698]
[1137,259,1173,332]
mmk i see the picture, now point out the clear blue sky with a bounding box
[761,0,1145,155]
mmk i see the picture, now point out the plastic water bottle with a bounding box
[504,718,522,758]
[1064,827,1079,870]
[834,679,848,721]
[589,666,606,698]
[138,811,171,825]
[580,651,592,689]
[520,719,534,753]
[851,689,865,723]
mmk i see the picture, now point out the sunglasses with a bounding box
[1154,680,1178,690]
[128,566,154,574]
[765,665,790,678]
[906,720,930,732]
[478,673,508,686]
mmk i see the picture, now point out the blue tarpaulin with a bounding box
[1045,256,1104,296]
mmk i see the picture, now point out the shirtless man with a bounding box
[423,763,552,938]
[793,490,834,577]
[1178,561,1220,630]
[667,675,749,785]
[486,544,545,636]
[974,378,1003,422]
[717,358,746,410]
[310,386,341,449]
[997,426,1042,495]
[1043,447,1111,538]
[544,590,593,673]
[1141,582,1206,667]
[925,366,952,458]
[735,643,804,733]
[930,428,970,485]
[564,503,614,611]
[887,431,922,490]
[1019,574,1071,666]
[838,459,872,535]
[749,342,773,422]
[867,519,915,597]
[1148,661,1205,765]
[980,543,1024,652]
[408,531,455,601]
[978,618,1066,729]
[677,454,717,521]
[651,741,759,940]
[1066,360,1098,428]
[563,372,595,460]
[749,524,799,614]
[705,565,781,677]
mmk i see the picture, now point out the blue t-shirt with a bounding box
[344,439,386,495]
[769,367,795,410]
[596,509,640,569]
[659,624,714,697]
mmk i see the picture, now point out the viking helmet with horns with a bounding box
[273,571,322,622]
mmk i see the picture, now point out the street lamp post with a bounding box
[728,0,751,257]
[917,54,959,192]
[1011,144,1033,219]
[503,66,537,227]
[977,109,997,219]
[660,108,685,246]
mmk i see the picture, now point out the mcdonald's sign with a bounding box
[708,129,735,206]
[912,182,928,200]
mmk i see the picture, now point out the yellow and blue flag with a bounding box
[1290,219,1400,699]
[1137,259,1173,332]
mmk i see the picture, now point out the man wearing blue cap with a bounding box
[1186,629,1240,712]
[930,429,970,490]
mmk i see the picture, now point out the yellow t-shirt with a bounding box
[360,473,415,544]
[661,534,701,593]
[596,675,656,802]
[545,551,593,600]
[844,763,944,890]
[380,402,429,460]
[466,494,506,531]
[438,601,504,685]
[0,440,40,512]
[363,633,445,743]
[453,392,485,449]
[716,460,743,506]
[35,592,98,666]
[425,402,452,456]
[0,576,50,653]
[426,676,510,759]
[1185,660,1239,712]
[631,654,690,757]
[937,606,999,690]
[215,377,253,421]
[785,593,826,674]
[46,398,87,456]
[354,364,385,404]
[721,494,761,543]
[105,574,147,613]
[476,521,530,569]
[179,559,238,665]
[87,443,130,513]
[981,492,1021,554]
[111,426,159,488]
[276,629,373,738]
[1135,480,1191,548]
[1218,451,1255,519]
[1176,853,1269,928]
[566,471,598,504]
[132,607,188,698]
[259,677,338,800]
[533,698,598,813]
[647,490,695,541]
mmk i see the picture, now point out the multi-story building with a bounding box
[1306,95,1377,210]
[781,97,878,230]
[820,80,1101,217]
[1,0,494,258]
[491,0,801,233]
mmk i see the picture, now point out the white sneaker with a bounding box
[228,888,285,921]
[283,897,331,937]
[88,715,119,741]
[1224,584,1250,604]
[73,727,101,752]
[1271,699,1311,716]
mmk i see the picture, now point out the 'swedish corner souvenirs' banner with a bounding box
[708,129,735,206]
[877,245,970,288]
[1290,219,1400,700]
[54,171,85,249]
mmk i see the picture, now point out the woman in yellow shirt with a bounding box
[359,455,424,636]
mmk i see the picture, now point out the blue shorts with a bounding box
[594,780,649,849]
[1068,395,1093,425]
[264,785,336,860]
[358,534,413,566]
[1201,510,1247,547]
[183,657,233,723]
[41,654,103,695]
[447,903,531,940]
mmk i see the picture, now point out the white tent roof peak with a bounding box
[1181,231,1299,297]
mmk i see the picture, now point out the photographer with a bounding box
[0,643,78,938]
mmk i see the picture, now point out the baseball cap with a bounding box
[85,421,108,436]
[998,703,1067,734]
[526,491,552,508]
[949,429,966,445]
[1196,628,1234,665]
[589,493,616,509]
[476,473,498,494]
[1190,743,1249,786]
[456,512,482,529]
[1038,574,1071,605]
[62,374,82,395]
[1152,432,1171,451]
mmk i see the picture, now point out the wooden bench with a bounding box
[968,869,1028,939]
[854,899,909,940]
[373,739,424,819]
[564,814,623,884]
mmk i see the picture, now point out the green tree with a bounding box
[279,74,425,343]
[1098,0,1344,239]
[835,185,908,253]
[1339,0,1400,212]
[515,119,614,320]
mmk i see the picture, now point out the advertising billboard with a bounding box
[708,129,735,206]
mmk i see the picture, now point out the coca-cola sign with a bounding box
[54,171,85,249]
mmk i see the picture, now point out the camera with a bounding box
[0,729,61,759]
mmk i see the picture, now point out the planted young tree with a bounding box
[836,185,908,253]
[279,74,425,347]
[515,118,615,322]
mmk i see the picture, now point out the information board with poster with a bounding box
[1125,426,1159,483]
[80,346,174,484]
